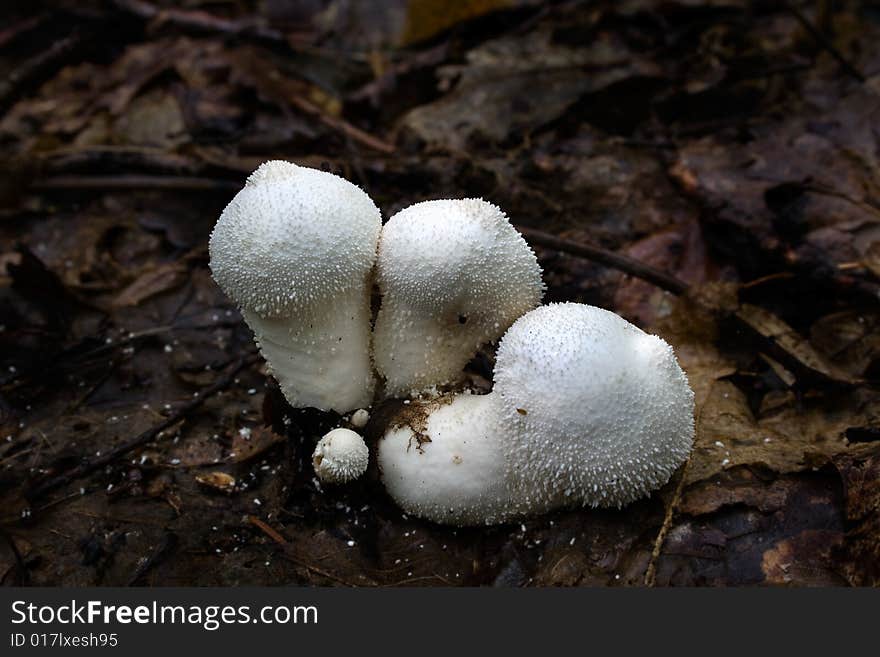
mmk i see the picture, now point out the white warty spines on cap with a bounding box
[494,303,695,509]
[208,161,382,412]
[313,428,369,484]
[373,198,544,397]
[378,303,695,526]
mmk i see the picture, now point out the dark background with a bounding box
[0,0,878,586]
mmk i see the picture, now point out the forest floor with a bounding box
[1,0,879,586]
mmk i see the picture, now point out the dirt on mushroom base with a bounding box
[370,394,459,454]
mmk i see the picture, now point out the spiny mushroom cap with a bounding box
[209,161,382,318]
[374,198,543,393]
[377,198,543,325]
[313,428,369,484]
[378,394,514,525]
[494,303,694,509]
[350,408,370,429]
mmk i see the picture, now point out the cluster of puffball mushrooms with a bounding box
[209,160,695,526]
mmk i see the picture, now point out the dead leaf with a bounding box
[112,263,187,308]
[735,303,859,386]
[401,27,661,150]
[761,530,845,586]
[195,471,237,492]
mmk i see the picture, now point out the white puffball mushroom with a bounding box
[372,198,543,397]
[209,161,381,413]
[495,303,694,510]
[377,394,514,525]
[312,428,369,484]
[377,302,695,525]
[350,408,370,429]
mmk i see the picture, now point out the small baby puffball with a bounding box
[209,161,381,413]
[378,303,695,525]
[313,428,369,484]
[350,409,370,429]
[373,198,543,397]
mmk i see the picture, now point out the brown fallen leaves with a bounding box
[0,0,879,586]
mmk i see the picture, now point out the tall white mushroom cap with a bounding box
[313,428,369,484]
[494,303,694,509]
[377,394,515,525]
[209,161,382,412]
[373,198,543,397]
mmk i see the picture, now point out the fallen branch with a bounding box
[231,48,396,154]
[516,226,690,295]
[785,2,865,83]
[294,94,396,154]
[246,515,287,545]
[40,146,212,177]
[0,13,47,50]
[0,30,89,113]
[112,0,287,45]
[32,175,240,193]
[644,450,695,586]
[26,354,260,501]
[519,227,859,389]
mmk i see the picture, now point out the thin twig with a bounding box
[785,2,865,82]
[288,93,395,154]
[65,361,118,413]
[32,175,240,193]
[382,574,454,587]
[517,226,690,295]
[277,550,363,587]
[644,378,715,586]
[0,30,90,113]
[247,515,287,545]
[2,324,234,390]
[232,49,395,154]
[246,516,372,586]
[41,146,211,176]
[0,13,47,50]
[26,354,259,501]
[112,0,287,45]
[643,456,691,587]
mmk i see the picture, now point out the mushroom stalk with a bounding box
[372,306,489,397]
[244,285,374,412]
